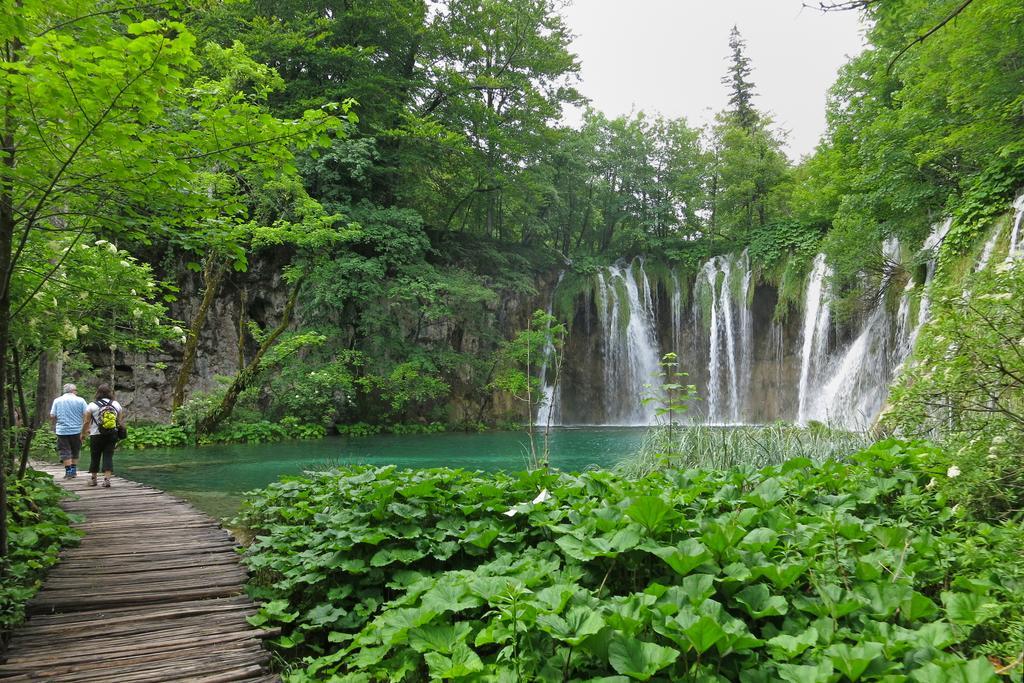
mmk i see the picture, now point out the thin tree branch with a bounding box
[36,1,178,37]
[887,0,977,73]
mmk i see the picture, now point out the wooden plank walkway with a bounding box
[0,463,279,682]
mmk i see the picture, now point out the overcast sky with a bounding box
[560,0,868,160]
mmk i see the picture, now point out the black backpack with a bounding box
[96,399,119,435]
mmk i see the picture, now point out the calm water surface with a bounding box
[118,428,648,519]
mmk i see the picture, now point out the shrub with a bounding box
[1,470,82,645]
[236,440,1022,681]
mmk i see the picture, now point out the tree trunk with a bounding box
[33,349,61,430]
[237,286,247,372]
[0,27,20,562]
[171,256,226,412]
[196,277,303,435]
[15,348,33,478]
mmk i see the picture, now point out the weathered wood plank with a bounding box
[0,462,279,682]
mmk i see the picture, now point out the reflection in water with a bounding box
[120,428,647,520]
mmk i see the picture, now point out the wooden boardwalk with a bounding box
[0,463,279,682]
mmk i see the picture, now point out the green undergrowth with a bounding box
[121,418,327,449]
[619,423,874,478]
[1,470,82,649]
[236,440,1022,681]
[335,422,450,437]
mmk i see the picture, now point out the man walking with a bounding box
[50,383,87,478]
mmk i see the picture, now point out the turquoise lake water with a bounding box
[117,427,650,519]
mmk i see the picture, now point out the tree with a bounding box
[419,0,582,239]
[0,0,338,560]
[722,26,757,132]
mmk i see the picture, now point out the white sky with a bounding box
[560,0,868,160]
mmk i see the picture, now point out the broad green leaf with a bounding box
[537,606,606,645]
[424,643,484,679]
[901,591,939,622]
[647,539,712,576]
[624,496,678,533]
[777,660,833,683]
[740,527,779,552]
[679,574,716,605]
[734,583,788,618]
[676,613,727,654]
[910,658,997,683]
[766,627,818,659]
[408,622,472,655]
[826,642,884,681]
[941,591,1003,626]
[858,582,912,619]
[756,561,808,589]
[744,478,786,509]
[369,547,427,567]
[607,634,679,680]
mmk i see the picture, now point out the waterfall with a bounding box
[1007,192,1024,260]
[695,253,752,423]
[670,271,682,353]
[542,191,1018,429]
[905,218,952,354]
[820,232,945,429]
[737,252,754,418]
[595,261,661,425]
[796,254,832,423]
[975,228,1002,272]
[535,273,564,427]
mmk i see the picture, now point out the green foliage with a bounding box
[334,422,383,438]
[1,471,83,641]
[944,157,1024,260]
[747,221,822,272]
[489,310,567,424]
[619,422,874,479]
[641,353,697,462]
[236,440,1022,681]
[121,420,325,449]
[887,256,1024,521]
[120,425,191,450]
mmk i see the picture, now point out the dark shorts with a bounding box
[56,434,82,462]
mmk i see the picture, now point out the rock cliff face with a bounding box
[112,252,556,424]
[111,251,294,422]
[550,261,808,426]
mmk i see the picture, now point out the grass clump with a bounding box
[616,422,874,478]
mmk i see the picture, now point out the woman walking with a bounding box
[81,384,125,488]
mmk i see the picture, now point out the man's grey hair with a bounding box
[63,383,76,394]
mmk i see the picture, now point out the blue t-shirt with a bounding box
[50,393,87,436]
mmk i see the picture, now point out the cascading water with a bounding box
[535,273,564,427]
[796,254,832,423]
[694,252,752,423]
[543,194,1015,429]
[594,261,661,425]
[904,218,951,355]
[1007,192,1024,260]
[670,272,682,352]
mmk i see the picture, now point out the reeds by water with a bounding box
[615,422,873,478]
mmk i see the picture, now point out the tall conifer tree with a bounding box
[723,25,757,131]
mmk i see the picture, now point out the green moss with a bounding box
[696,276,715,332]
[551,271,594,325]
[613,275,631,333]
[773,253,807,323]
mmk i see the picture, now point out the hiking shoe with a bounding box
[88,478,98,487]
[102,479,111,488]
